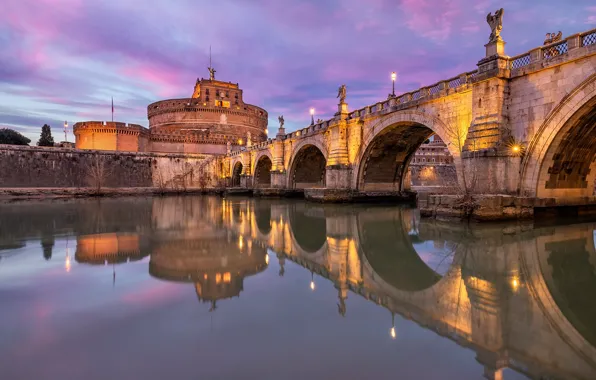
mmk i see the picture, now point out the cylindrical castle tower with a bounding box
[147,72,268,154]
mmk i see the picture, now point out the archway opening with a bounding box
[232,162,243,187]
[536,98,596,198]
[359,124,440,192]
[254,156,272,188]
[290,145,326,189]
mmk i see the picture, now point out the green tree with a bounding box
[0,128,31,145]
[38,124,55,147]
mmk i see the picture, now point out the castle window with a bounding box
[225,91,229,97]
[205,89,210,95]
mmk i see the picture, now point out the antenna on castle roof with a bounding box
[207,45,216,80]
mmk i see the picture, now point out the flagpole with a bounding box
[111,97,114,122]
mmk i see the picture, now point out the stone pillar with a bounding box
[326,104,351,190]
[240,151,252,188]
[462,49,520,194]
[269,127,287,189]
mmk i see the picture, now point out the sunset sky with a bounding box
[1,0,595,142]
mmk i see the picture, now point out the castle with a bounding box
[73,69,268,155]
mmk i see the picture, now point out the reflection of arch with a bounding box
[521,74,596,197]
[521,223,596,371]
[254,155,272,188]
[288,142,327,189]
[254,201,272,235]
[353,111,463,191]
[289,204,327,253]
[232,161,243,187]
[356,210,447,291]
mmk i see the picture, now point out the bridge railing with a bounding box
[581,29,596,47]
[509,27,596,71]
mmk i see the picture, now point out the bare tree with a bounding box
[85,153,111,195]
[442,114,479,217]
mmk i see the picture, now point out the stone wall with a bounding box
[0,145,209,189]
[410,164,457,187]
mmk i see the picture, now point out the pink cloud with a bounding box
[400,0,460,43]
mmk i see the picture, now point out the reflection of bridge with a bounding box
[215,198,596,380]
[6,197,596,379]
[208,24,596,217]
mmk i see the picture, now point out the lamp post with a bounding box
[64,121,68,143]
[309,108,315,125]
[391,72,397,97]
[310,271,315,291]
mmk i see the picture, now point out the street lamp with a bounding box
[310,271,315,291]
[310,107,315,125]
[64,121,68,143]
[391,72,397,97]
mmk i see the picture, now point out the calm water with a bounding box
[0,196,595,380]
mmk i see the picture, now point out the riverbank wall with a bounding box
[0,145,211,190]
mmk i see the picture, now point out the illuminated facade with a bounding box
[74,69,268,155]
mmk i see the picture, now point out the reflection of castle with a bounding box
[150,238,268,310]
[73,69,268,155]
[75,233,147,265]
[148,197,268,309]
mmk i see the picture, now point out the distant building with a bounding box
[410,135,453,166]
[55,141,75,149]
[409,135,456,188]
[73,69,268,155]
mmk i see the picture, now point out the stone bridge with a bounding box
[210,26,596,214]
[215,198,596,380]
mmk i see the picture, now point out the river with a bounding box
[0,196,595,380]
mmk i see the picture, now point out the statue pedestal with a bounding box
[335,102,349,117]
[485,39,506,57]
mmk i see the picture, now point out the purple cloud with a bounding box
[0,0,594,141]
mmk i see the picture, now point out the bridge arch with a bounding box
[288,140,328,189]
[254,153,273,188]
[353,111,462,192]
[521,74,596,198]
[231,161,243,187]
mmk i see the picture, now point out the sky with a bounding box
[1,0,595,143]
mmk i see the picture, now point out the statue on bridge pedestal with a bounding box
[486,8,504,43]
[278,115,284,128]
[337,84,347,104]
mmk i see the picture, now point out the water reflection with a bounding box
[0,196,595,379]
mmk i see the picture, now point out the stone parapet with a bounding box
[419,194,596,221]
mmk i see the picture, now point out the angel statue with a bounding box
[486,8,504,43]
[208,66,216,80]
[337,84,347,104]
[278,115,285,128]
[544,31,563,59]
[544,31,562,45]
